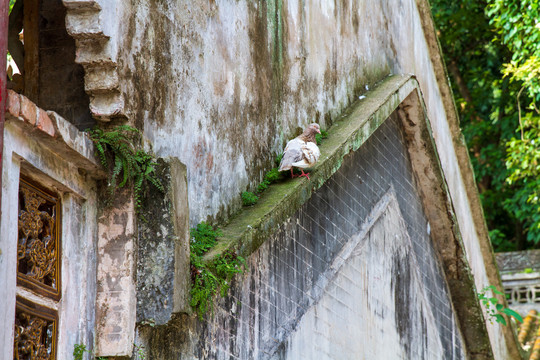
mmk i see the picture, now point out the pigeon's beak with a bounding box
[316,128,321,134]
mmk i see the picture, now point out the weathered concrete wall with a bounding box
[137,115,467,359]
[113,12,509,337]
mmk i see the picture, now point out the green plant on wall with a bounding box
[189,222,246,318]
[133,344,146,360]
[241,191,259,206]
[73,343,88,360]
[73,344,108,360]
[88,125,163,212]
[74,343,143,360]
[477,285,523,326]
[315,129,328,145]
[242,163,283,206]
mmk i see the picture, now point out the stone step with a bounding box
[74,38,115,66]
[84,66,119,93]
[62,0,101,11]
[65,9,105,40]
[89,91,125,121]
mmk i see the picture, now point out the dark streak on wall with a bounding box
[392,248,413,358]
[136,159,177,325]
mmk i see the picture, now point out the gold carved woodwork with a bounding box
[13,297,57,360]
[17,178,61,299]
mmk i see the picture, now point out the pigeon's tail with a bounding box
[279,140,304,171]
[278,160,291,172]
[278,151,298,171]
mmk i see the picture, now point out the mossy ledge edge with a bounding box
[203,74,418,263]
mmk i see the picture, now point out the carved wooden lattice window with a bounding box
[14,177,60,360]
[14,297,57,360]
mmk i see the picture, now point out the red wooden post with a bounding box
[0,0,8,211]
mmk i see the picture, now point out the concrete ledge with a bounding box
[204,74,416,261]
[4,90,105,178]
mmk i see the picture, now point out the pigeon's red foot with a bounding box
[298,170,310,180]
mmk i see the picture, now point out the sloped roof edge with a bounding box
[414,1,522,358]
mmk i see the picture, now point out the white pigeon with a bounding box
[279,123,321,180]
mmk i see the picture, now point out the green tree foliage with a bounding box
[488,0,540,245]
[431,0,540,250]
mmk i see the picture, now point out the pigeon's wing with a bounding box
[301,142,320,165]
[279,139,304,171]
[291,141,320,169]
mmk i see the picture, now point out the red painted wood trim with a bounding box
[0,0,9,211]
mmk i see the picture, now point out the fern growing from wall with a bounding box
[89,125,163,212]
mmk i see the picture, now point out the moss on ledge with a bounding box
[203,74,417,262]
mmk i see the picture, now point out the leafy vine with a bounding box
[478,285,523,326]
